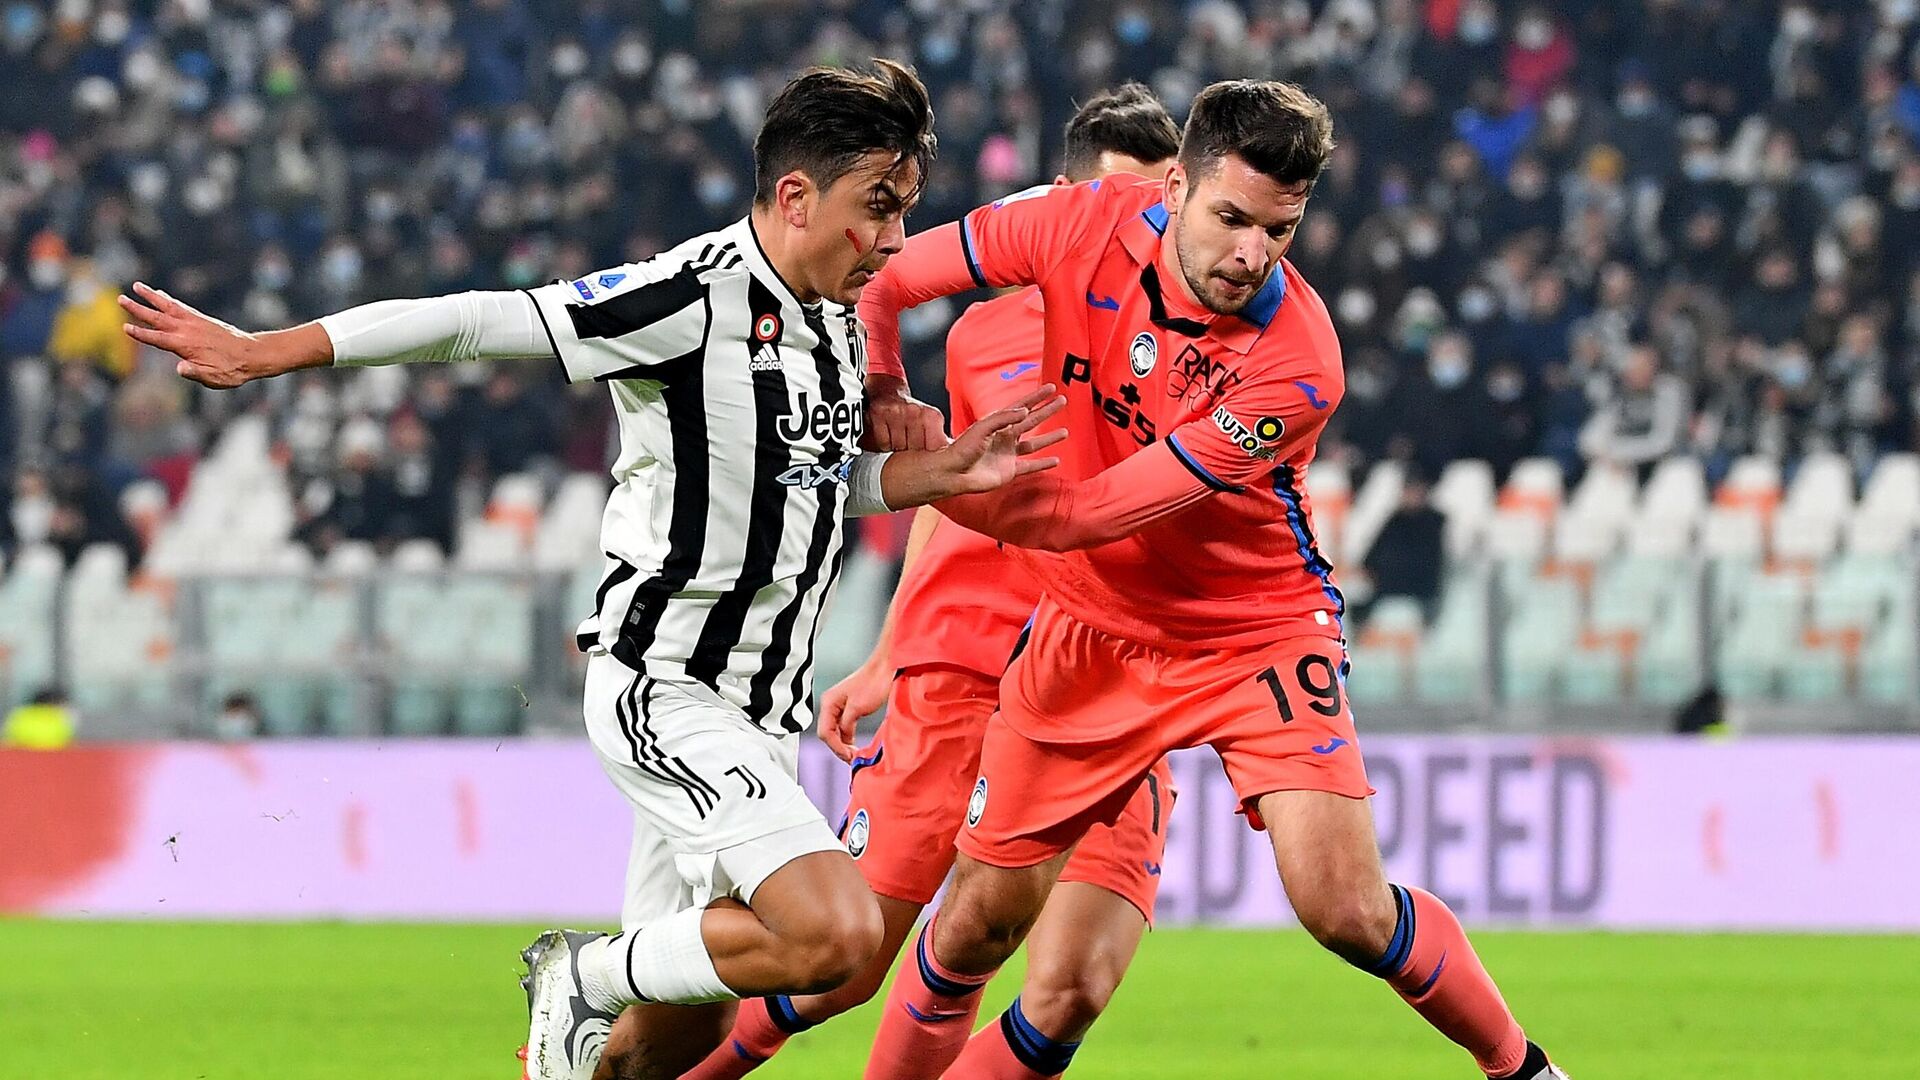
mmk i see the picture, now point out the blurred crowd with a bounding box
[2,0,1919,567]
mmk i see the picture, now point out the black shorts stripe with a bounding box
[635,678,714,818]
[687,276,795,690]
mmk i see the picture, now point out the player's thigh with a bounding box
[1057,756,1174,924]
[1255,788,1395,951]
[843,665,997,905]
[599,1002,735,1080]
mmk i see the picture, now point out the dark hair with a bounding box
[753,59,937,205]
[1061,82,1181,181]
[1179,80,1334,189]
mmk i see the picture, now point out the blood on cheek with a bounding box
[844,228,865,255]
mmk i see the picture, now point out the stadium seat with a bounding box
[1700,508,1765,560]
[1500,578,1581,703]
[1500,458,1564,517]
[0,546,62,706]
[1636,593,1705,704]
[1431,459,1496,559]
[1413,567,1489,704]
[1858,453,1920,526]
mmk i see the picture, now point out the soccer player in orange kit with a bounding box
[674,83,1184,1080]
[855,80,1568,1080]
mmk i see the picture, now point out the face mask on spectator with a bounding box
[123,45,161,90]
[255,257,292,292]
[1888,0,1918,25]
[1405,221,1442,258]
[613,37,650,77]
[322,246,363,290]
[1774,354,1812,390]
[1682,152,1719,181]
[551,41,588,81]
[1458,7,1497,44]
[1115,12,1151,45]
[1515,16,1553,51]
[1618,86,1655,118]
[1487,370,1525,402]
[4,3,43,50]
[1337,287,1376,327]
[1459,287,1497,324]
[95,8,128,44]
[1431,356,1471,389]
[29,257,64,291]
[922,28,959,66]
[696,171,738,211]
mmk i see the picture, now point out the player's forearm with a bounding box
[937,448,1214,551]
[318,291,554,368]
[859,223,991,380]
[244,322,338,376]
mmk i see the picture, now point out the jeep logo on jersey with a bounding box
[967,777,989,827]
[1213,405,1281,460]
[778,459,854,489]
[846,808,870,858]
[1129,332,1157,377]
[778,391,863,446]
[1167,344,1242,409]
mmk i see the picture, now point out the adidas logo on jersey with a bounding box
[749,342,785,372]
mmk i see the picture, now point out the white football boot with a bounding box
[520,930,618,1080]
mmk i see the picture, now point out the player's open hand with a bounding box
[817,658,891,763]
[863,373,948,452]
[938,385,1067,495]
[120,282,267,389]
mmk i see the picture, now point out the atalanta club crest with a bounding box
[754,313,782,342]
[846,808,870,858]
[967,777,989,827]
[1129,332,1157,377]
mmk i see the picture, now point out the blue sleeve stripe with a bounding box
[1166,434,1243,493]
[959,217,989,289]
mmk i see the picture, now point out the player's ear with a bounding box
[1052,174,1070,186]
[774,171,813,229]
[1162,162,1187,209]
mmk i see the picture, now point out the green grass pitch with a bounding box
[4,921,1917,1078]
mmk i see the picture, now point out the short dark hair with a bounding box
[753,59,937,205]
[1179,80,1334,190]
[1061,82,1181,181]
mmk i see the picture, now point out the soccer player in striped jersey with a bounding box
[673,84,1182,1080]
[123,61,1065,1080]
[856,81,1567,1079]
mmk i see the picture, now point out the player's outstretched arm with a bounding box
[816,505,942,761]
[936,442,1217,552]
[844,386,1065,516]
[122,282,554,389]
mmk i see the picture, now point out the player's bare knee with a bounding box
[783,895,884,993]
[1023,961,1121,1033]
[1296,891,1396,962]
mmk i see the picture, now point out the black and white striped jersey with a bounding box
[526,217,870,735]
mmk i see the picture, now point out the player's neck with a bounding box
[1155,239,1209,318]
[747,207,822,305]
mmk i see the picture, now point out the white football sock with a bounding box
[578,907,735,1010]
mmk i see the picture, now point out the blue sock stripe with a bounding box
[1362,884,1416,976]
[999,997,1081,1075]
[1411,950,1449,998]
[764,994,816,1034]
[916,927,984,998]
